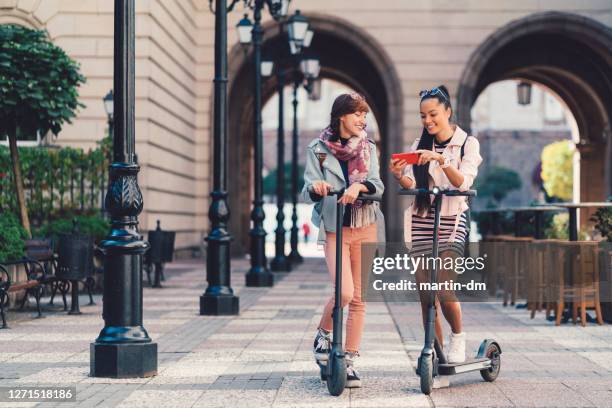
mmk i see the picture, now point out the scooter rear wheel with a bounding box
[326,353,347,396]
[419,354,434,395]
[480,343,501,382]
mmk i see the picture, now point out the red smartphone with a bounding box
[391,152,420,164]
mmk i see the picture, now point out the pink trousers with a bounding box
[319,223,377,353]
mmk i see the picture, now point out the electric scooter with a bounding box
[399,187,501,395]
[315,189,381,396]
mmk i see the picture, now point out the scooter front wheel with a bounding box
[480,343,501,382]
[326,353,347,396]
[419,354,434,395]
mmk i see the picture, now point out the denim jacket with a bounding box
[301,138,386,244]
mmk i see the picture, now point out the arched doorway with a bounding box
[456,11,612,224]
[225,14,404,254]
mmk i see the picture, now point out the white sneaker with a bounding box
[433,376,450,389]
[345,351,361,388]
[446,332,466,363]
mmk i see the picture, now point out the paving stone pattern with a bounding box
[0,258,611,407]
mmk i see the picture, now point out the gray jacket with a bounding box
[301,138,386,244]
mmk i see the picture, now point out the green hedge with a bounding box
[33,212,110,245]
[0,138,110,227]
[0,212,29,262]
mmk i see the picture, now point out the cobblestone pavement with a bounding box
[0,258,611,407]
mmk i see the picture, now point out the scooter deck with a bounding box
[438,357,491,375]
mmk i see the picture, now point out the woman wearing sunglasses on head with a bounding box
[301,92,385,388]
[388,85,482,363]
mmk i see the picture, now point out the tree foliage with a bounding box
[591,206,612,242]
[0,212,29,262]
[0,24,85,137]
[263,163,305,198]
[541,140,573,201]
[0,24,86,235]
[474,166,522,205]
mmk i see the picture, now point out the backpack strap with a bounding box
[460,135,469,160]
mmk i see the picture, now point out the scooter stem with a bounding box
[424,193,443,350]
[332,199,345,350]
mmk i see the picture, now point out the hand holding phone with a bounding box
[391,152,420,164]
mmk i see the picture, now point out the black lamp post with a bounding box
[237,0,290,287]
[288,76,303,263]
[288,54,320,263]
[91,0,157,378]
[268,66,291,272]
[200,0,239,315]
[266,10,312,271]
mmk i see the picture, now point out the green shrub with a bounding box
[545,212,589,240]
[0,212,29,262]
[591,207,612,242]
[541,140,573,201]
[474,166,522,206]
[34,213,109,244]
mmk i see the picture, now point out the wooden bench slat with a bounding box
[8,281,39,291]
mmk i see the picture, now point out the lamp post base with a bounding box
[90,342,157,378]
[200,294,239,315]
[288,251,303,264]
[270,256,291,272]
[245,269,274,287]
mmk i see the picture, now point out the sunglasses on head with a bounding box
[419,87,448,101]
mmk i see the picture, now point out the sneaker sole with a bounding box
[346,379,361,388]
[314,352,329,362]
[446,355,466,364]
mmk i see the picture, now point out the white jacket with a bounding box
[401,125,482,243]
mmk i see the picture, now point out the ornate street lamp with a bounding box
[103,90,114,122]
[262,11,314,270]
[261,59,274,77]
[265,64,291,272]
[236,14,253,46]
[517,81,532,105]
[101,90,114,212]
[287,9,309,50]
[236,0,292,286]
[200,0,239,316]
[91,0,157,378]
[303,29,314,48]
[289,55,320,264]
[300,55,320,80]
[307,77,321,101]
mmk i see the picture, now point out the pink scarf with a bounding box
[319,126,376,228]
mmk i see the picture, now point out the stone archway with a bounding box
[456,11,612,212]
[0,4,46,29]
[224,13,404,254]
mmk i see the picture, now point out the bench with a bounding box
[0,260,45,329]
[24,239,71,310]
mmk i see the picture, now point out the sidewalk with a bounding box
[0,258,611,407]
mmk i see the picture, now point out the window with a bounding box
[0,131,46,147]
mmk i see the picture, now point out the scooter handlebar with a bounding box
[398,188,476,197]
[308,187,382,202]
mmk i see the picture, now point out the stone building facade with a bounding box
[1,0,611,252]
